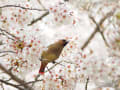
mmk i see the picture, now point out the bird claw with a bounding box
[39,58,42,61]
[52,61,56,63]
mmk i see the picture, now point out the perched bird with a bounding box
[39,39,69,74]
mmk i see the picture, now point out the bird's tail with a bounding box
[39,61,48,75]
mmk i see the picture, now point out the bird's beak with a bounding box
[66,41,69,44]
[64,41,69,46]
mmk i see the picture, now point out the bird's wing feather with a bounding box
[39,61,48,74]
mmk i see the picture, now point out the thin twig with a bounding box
[46,66,51,74]
[0,54,8,57]
[81,9,116,50]
[0,28,17,38]
[46,61,63,72]
[85,77,89,90]
[37,0,46,9]
[63,60,76,64]
[81,28,97,50]
[17,79,43,86]
[0,51,16,54]
[5,78,12,82]
[89,16,109,47]
[28,0,49,26]
[0,28,18,41]
[89,8,117,47]
[0,5,47,11]
[0,32,15,41]
[0,79,24,90]
[0,64,33,90]
[53,61,65,66]
[36,60,76,81]
[35,61,63,81]
[28,11,49,25]
[0,83,4,90]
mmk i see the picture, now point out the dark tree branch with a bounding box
[28,11,49,26]
[0,28,18,41]
[85,77,89,90]
[0,32,15,41]
[27,0,49,25]
[37,0,46,9]
[53,61,65,66]
[0,5,47,11]
[46,66,52,75]
[17,79,43,86]
[89,8,117,47]
[0,54,8,57]
[81,8,117,90]
[0,64,33,90]
[0,79,24,90]
[35,60,76,81]
[0,41,3,45]
[89,16,109,47]
[81,27,97,50]
[4,78,12,82]
[0,51,16,54]
[81,9,116,50]
[45,61,63,73]
[35,61,63,82]
[0,83,4,90]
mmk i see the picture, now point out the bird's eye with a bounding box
[62,40,66,42]
[19,44,22,46]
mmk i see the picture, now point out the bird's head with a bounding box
[59,39,69,46]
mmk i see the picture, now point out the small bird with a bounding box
[39,39,69,74]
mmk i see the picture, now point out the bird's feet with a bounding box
[39,58,42,61]
[52,61,56,63]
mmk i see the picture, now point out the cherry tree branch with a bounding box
[81,27,97,50]
[81,8,116,90]
[46,61,63,72]
[35,61,63,81]
[35,60,76,82]
[0,4,49,26]
[0,51,16,54]
[0,28,19,41]
[85,77,89,90]
[89,16,109,47]
[28,11,49,26]
[28,0,49,25]
[0,64,33,90]
[81,9,116,50]
[16,79,43,86]
[0,54,8,57]
[89,8,116,47]
[0,79,24,90]
[0,83,4,90]
[37,0,46,9]
[0,5,47,11]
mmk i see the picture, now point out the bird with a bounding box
[39,39,69,74]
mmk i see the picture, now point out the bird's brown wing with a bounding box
[47,44,63,57]
[41,51,58,62]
